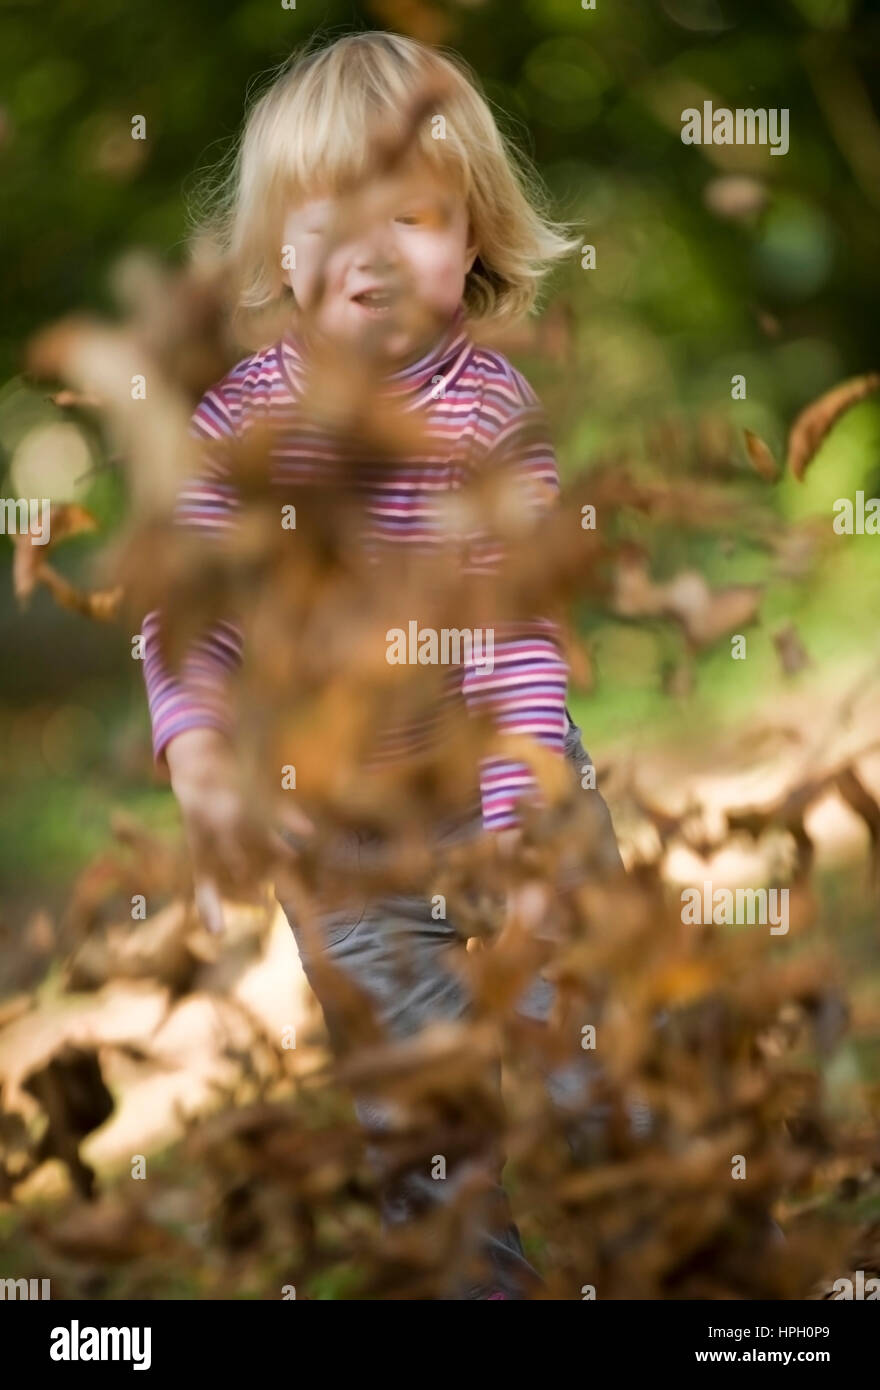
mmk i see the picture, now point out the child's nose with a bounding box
[351,223,399,273]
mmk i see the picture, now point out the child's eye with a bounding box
[395,211,430,226]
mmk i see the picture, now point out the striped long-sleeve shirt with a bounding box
[141,303,569,832]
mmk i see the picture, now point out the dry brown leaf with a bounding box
[744,428,779,482]
[11,503,114,617]
[787,373,880,479]
[613,551,761,647]
[835,767,880,885]
[11,502,97,600]
[773,622,811,676]
[39,1197,174,1262]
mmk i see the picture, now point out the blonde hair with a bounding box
[191,30,580,344]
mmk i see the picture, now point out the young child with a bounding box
[142,31,622,1300]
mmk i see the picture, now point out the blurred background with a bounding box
[1,0,879,1299]
[2,0,879,913]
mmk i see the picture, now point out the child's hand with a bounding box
[165,728,314,935]
[495,827,553,934]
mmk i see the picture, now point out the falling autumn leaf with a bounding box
[835,767,880,886]
[787,373,880,480]
[773,622,811,676]
[744,428,779,482]
[612,550,762,647]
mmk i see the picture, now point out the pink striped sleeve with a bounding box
[141,386,244,770]
[461,391,568,832]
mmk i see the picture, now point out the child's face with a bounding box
[282,158,478,363]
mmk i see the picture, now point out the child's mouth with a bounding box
[351,288,396,317]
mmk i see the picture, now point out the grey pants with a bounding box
[277,711,623,1300]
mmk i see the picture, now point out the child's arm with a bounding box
[141,386,245,772]
[461,391,568,836]
[460,392,567,934]
[141,387,313,931]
